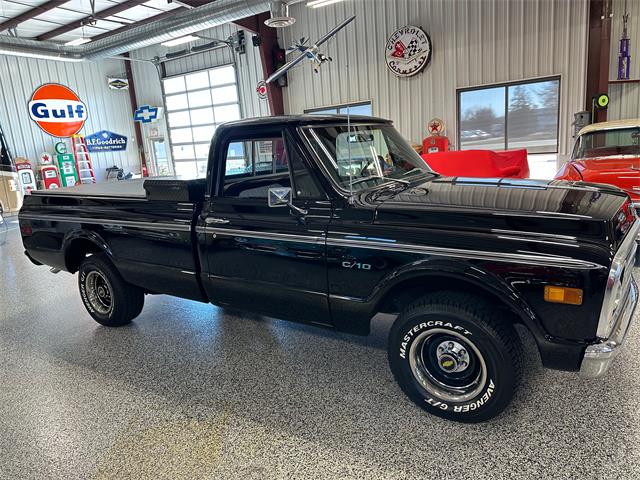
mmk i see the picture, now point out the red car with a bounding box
[421,148,529,178]
[556,119,640,207]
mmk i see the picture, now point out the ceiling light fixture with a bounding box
[264,0,296,28]
[64,37,91,46]
[307,0,344,8]
[161,35,200,47]
[0,50,83,62]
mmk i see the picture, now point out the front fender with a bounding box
[371,258,539,325]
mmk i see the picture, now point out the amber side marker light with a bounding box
[544,286,583,305]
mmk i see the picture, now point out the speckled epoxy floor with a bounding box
[1,223,640,480]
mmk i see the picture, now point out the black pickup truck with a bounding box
[20,115,639,422]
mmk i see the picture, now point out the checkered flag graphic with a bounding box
[405,38,419,57]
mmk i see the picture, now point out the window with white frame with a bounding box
[163,64,242,178]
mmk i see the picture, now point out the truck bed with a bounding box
[20,176,207,302]
[30,177,206,203]
[31,179,147,198]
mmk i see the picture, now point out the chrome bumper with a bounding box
[580,279,638,378]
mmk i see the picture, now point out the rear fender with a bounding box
[63,230,115,272]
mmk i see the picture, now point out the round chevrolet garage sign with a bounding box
[28,83,88,137]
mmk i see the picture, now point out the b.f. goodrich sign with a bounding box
[85,130,128,153]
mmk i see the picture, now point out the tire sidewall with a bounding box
[79,257,118,324]
[390,311,515,422]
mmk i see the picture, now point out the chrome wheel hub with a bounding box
[408,328,487,403]
[436,340,470,373]
[85,271,113,315]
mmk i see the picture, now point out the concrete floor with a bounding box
[1,222,640,480]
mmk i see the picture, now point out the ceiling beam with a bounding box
[36,0,151,41]
[0,0,70,33]
[88,8,186,43]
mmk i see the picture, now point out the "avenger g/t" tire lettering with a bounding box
[389,291,522,423]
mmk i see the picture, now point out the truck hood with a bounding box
[570,157,640,202]
[370,176,633,251]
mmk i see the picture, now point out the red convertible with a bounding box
[556,119,640,207]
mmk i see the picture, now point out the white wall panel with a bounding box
[0,55,139,182]
[608,0,640,120]
[282,0,589,159]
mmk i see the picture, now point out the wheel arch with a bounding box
[63,231,114,273]
[376,271,533,323]
[369,267,546,342]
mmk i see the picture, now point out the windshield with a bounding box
[303,124,431,192]
[573,127,640,159]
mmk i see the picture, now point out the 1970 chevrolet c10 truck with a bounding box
[20,115,639,422]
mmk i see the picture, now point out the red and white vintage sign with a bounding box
[385,25,432,78]
[28,83,88,137]
[428,118,445,135]
[256,81,268,100]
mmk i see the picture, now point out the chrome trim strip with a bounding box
[29,192,148,202]
[205,227,326,245]
[326,237,602,270]
[19,213,191,232]
[201,225,603,270]
[496,235,579,248]
[490,229,578,241]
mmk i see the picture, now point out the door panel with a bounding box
[201,199,333,325]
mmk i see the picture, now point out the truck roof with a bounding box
[578,118,640,136]
[218,114,392,130]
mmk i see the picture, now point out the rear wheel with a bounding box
[388,291,523,423]
[78,253,144,327]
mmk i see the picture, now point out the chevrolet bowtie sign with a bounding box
[134,105,159,124]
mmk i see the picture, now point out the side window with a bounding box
[223,136,291,199]
[225,141,251,177]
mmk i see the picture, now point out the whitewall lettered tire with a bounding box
[388,291,523,423]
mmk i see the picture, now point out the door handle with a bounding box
[205,217,230,225]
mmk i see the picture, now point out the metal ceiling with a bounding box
[0,0,309,61]
[0,0,183,42]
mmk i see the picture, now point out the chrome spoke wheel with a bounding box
[85,271,113,315]
[408,328,487,403]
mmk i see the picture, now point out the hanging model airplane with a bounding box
[265,15,356,83]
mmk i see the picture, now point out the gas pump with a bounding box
[38,152,61,190]
[422,118,450,154]
[16,160,37,194]
[54,141,78,187]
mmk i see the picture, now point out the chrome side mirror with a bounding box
[268,187,292,208]
[268,186,308,217]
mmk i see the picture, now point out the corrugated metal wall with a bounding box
[282,0,589,160]
[129,23,270,169]
[0,55,139,182]
[130,23,270,119]
[608,0,640,121]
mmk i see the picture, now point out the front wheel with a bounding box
[388,291,523,423]
[78,253,144,327]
